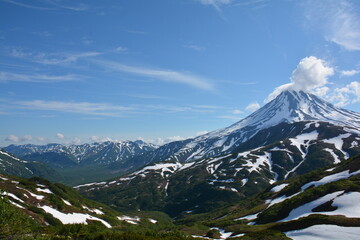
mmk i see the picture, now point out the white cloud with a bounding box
[290,56,334,91]
[167,136,186,142]
[21,135,33,141]
[94,60,215,91]
[328,81,360,107]
[56,133,65,140]
[36,136,46,142]
[302,0,360,51]
[90,136,113,142]
[266,56,334,102]
[196,131,209,136]
[14,100,134,116]
[5,134,19,143]
[312,86,330,97]
[145,136,187,146]
[341,69,360,76]
[115,46,127,52]
[231,109,243,114]
[4,134,34,143]
[245,102,261,112]
[72,137,81,145]
[0,72,81,83]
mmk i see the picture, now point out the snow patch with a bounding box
[62,199,71,206]
[270,183,289,193]
[2,191,24,203]
[323,133,351,159]
[324,148,341,164]
[82,205,104,215]
[117,215,140,225]
[301,169,360,191]
[148,218,157,224]
[36,188,53,194]
[279,191,344,222]
[210,227,233,239]
[40,205,111,228]
[235,212,259,221]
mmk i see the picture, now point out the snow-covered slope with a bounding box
[184,155,360,239]
[0,173,124,228]
[0,150,62,181]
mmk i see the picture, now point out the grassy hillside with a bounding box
[0,173,197,240]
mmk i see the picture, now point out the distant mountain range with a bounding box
[4,140,156,167]
[2,140,158,185]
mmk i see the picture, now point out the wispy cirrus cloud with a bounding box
[8,48,102,65]
[2,0,55,10]
[3,0,89,11]
[13,100,134,117]
[196,0,232,12]
[235,0,270,10]
[44,0,88,11]
[0,71,81,83]
[93,60,215,91]
[2,98,227,117]
[302,0,360,51]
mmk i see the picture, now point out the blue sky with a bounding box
[1,0,359,146]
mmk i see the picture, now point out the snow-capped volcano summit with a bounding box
[215,90,360,137]
[157,90,360,163]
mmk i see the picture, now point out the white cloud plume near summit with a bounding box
[266,56,334,102]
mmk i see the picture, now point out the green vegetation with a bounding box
[0,192,41,239]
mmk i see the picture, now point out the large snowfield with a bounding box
[286,224,360,240]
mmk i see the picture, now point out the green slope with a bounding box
[174,154,360,239]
